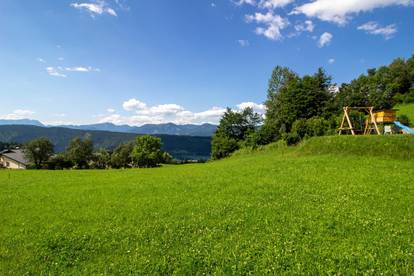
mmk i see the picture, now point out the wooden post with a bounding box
[344,107,355,136]
[339,107,347,135]
[338,106,355,135]
[369,107,381,135]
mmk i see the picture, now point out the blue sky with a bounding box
[1,0,413,125]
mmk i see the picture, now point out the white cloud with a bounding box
[65,66,100,72]
[0,110,36,120]
[122,98,147,111]
[294,20,314,33]
[45,66,99,77]
[70,2,118,17]
[234,0,256,6]
[235,0,294,9]
[237,102,266,111]
[238,39,250,47]
[292,0,414,25]
[99,99,266,125]
[107,108,116,113]
[328,58,335,64]
[318,32,333,47]
[246,12,289,40]
[259,0,294,9]
[46,67,67,78]
[357,21,397,39]
[37,58,46,63]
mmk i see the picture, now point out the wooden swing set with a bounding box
[338,106,381,135]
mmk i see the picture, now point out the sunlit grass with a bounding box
[1,136,413,274]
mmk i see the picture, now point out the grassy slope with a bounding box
[1,136,413,274]
[396,103,414,124]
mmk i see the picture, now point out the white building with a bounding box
[0,149,29,169]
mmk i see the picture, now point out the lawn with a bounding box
[397,103,414,124]
[1,136,413,274]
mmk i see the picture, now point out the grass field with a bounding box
[397,103,414,124]
[1,136,414,274]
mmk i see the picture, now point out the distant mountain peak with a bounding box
[0,119,44,127]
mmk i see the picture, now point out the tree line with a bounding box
[212,54,414,159]
[23,135,173,170]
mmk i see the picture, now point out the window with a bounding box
[6,161,10,167]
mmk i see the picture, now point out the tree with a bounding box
[264,67,334,137]
[131,135,164,168]
[24,138,54,169]
[264,66,298,140]
[65,135,94,169]
[91,148,111,169]
[110,142,134,168]
[211,107,262,159]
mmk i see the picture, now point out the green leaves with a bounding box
[131,135,164,168]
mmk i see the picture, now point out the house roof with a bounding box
[0,149,30,166]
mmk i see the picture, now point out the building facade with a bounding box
[0,149,29,169]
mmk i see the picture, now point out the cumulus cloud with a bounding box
[318,32,333,47]
[292,0,414,25]
[357,21,397,39]
[237,102,266,111]
[328,58,335,64]
[0,109,36,120]
[123,98,147,111]
[246,12,289,40]
[70,2,118,17]
[98,98,266,125]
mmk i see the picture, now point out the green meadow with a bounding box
[397,103,414,123]
[1,136,414,274]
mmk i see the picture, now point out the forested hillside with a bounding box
[0,125,211,160]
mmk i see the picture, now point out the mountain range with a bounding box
[0,119,217,137]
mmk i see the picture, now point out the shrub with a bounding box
[289,116,333,144]
[211,134,239,160]
[46,154,73,170]
[398,114,411,126]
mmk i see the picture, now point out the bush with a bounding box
[289,117,333,144]
[46,154,73,170]
[211,134,239,160]
[398,114,411,126]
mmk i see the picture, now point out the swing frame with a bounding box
[338,106,381,135]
